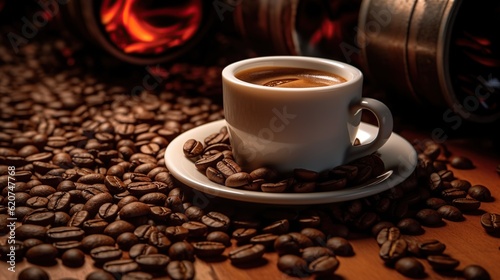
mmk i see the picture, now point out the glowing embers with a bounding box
[100,0,203,55]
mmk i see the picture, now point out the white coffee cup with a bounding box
[222,56,393,173]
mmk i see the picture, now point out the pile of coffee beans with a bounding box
[183,129,386,193]
[0,34,494,279]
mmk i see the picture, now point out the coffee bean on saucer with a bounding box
[225,172,252,188]
[206,167,225,184]
[450,156,474,169]
[183,139,204,158]
[194,152,224,172]
[261,180,288,193]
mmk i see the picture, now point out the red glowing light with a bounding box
[100,0,203,55]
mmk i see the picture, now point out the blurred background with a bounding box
[1,0,499,136]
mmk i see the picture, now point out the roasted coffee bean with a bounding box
[225,172,252,188]
[207,231,231,247]
[26,244,58,265]
[18,266,50,280]
[437,205,464,221]
[134,225,158,241]
[262,219,290,235]
[148,231,171,251]
[0,241,24,261]
[201,211,230,232]
[90,246,123,263]
[103,259,139,274]
[53,240,82,251]
[468,185,492,202]
[194,152,224,172]
[165,226,190,242]
[68,210,90,227]
[62,248,85,267]
[181,221,208,238]
[425,197,448,210]
[249,233,279,248]
[129,243,159,259]
[119,201,151,219]
[98,203,119,222]
[302,246,334,263]
[277,254,309,276]
[371,221,395,237]
[437,169,454,181]
[326,237,354,256]
[86,270,116,280]
[250,167,278,181]
[77,173,105,184]
[47,191,71,212]
[192,241,225,258]
[206,166,225,184]
[395,257,425,278]
[127,182,158,196]
[427,255,460,271]
[22,209,55,226]
[80,234,116,252]
[169,212,189,226]
[204,130,229,145]
[463,264,491,280]
[25,196,49,208]
[104,220,136,239]
[451,198,481,212]
[418,239,446,255]
[23,238,44,249]
[450,155,474,169]
[232,228,258,243]
[229,244,265,264]
[83,192,113,216]
[429,173,444,192]
[168,241,195,261]
[116,232,139,250]
[300,228,325,246]
[216,158,241,178]
[47,226,85,242]
[83,219,109,235]
[379,239,407,263]
[122,272,154,280]
[309,255,339,276]
[441,188,467,201]
[104,175,126,194]
[416,208,443,227]
[450,179,472,191]
[136,254,170,271]
[317,177,347,191]
[396,218,424,235]
[167,260,195,280]
[376,227,401,246]
[16,223,47,240]
[480,213,500,234]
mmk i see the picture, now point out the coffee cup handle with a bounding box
[346,98,393,162]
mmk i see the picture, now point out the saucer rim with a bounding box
[164,119,417,205]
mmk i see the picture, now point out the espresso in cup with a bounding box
[235,66,346,88]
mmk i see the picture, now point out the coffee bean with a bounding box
[206,231,231,247]
[129,243,159,259]
[463,264,491,280]
[371,221,395,237]
[90,245,123,263]
[26,244,58,265]
[206,166,225,184]
[300,228,325,246]
[437,205,464,221]
[194,152,224,172]
[480,213,500,234]
[225,172,252,188]
[22,209,55,227]
[277,254,309,276]
[396,218,424,235]
[119,201,151,219]
[116,232,139,250]
[309,255,339,276]
[452,198,481,212]
[468,185,492,202]
[62,248,86,267]
[47,226,85,242]
[450,179,472,191]
[395,257,425,278]
[425,197,448,210]
[376,227,401,246]
[416,208,443,227]
[168,241,195,261]
[379,239,407,263]
[427,255,459,271]
[418,239,446,255]
[86,270,116,280]
[167,260,195,280]
[83,192,113,216]
[68,210,90,227]
[98,203,119,222]
[122,272,154,280]
[441,188,467,202]
[104,220,136,239]
[262,219,290,235]
[450,156,474,169]
[80,234,116,252]
[18,267,50,280]
[232,228,258,243]
[229,244,265,264]
[136,254,170,271]
[47,191,71,212]
[326,237,354,256]
[302,246,334,263]
[201,211,230,232]
[103,259,139,274]
[192,241,225,258]
[148,231,171,251]
[165,226,190,242]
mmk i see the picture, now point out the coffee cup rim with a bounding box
[222,55,363,91]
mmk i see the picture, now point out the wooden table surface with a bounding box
[1,121,499,280]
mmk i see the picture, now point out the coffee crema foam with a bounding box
[235,66,347,88]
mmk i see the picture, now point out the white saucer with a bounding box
[165,120,417,205]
